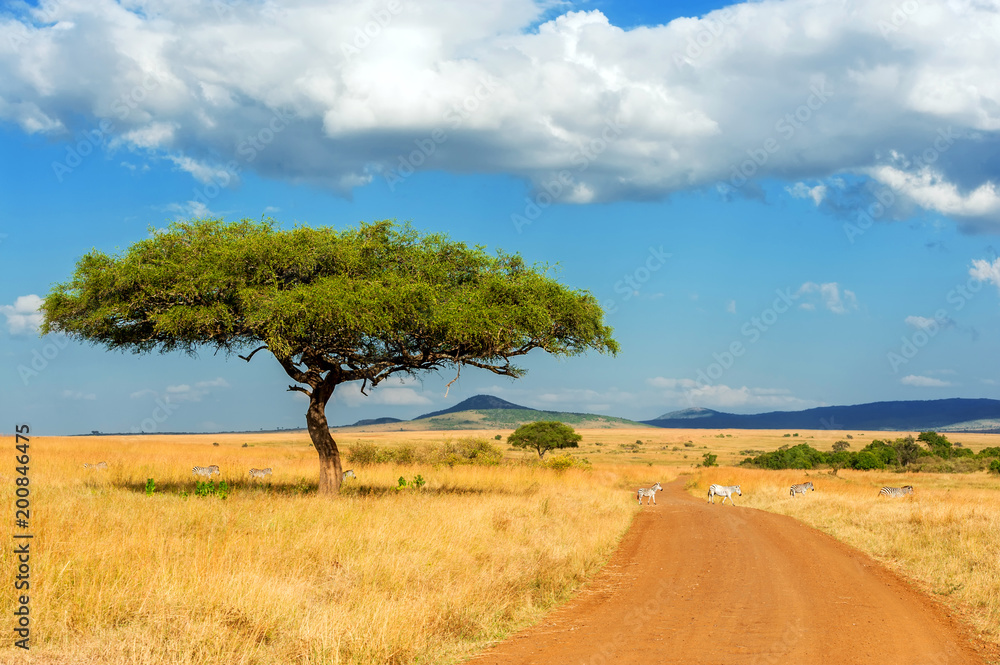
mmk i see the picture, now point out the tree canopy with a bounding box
[42,218,618,493]
[507,421,582,458]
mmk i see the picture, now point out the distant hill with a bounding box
[415,394,534,420]
[644,398,1000,432]
[335,394,645,431]
[654,407,723,420]
[346,417,404,427]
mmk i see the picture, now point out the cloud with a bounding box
[901,374,952,387]
[0,294,43,335]
[786,182,827,205]
[135,378,230,403]
[647,376,821,410]
[726,300,736,314]
[796,282,858,314]
[62,389,96,401]
[2,1,999,228]
[970,256,1000,292]
[333,376,432,407]
[905,314,956,330]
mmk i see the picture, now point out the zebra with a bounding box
[879,485,914,498]
[83,462,108,469]
[192,465,220,478]
[342,469,356,482]
[790,482,815,497]
[636,482,662,505]
[248,468,272,479]
[708,484,742,505]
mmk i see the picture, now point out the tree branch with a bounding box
[238,345,269,363]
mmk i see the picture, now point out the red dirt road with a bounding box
[466,478,994,665]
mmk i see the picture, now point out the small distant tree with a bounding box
[989,459,1000,475]
[894,436,922,467]
[508,421,581,459]
[918,431,952,458]
[701,452,718,467]
[832,440,851,453]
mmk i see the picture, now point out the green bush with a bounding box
[701,452,718,467]
[853,451,883,470]
[989,459,1000,475]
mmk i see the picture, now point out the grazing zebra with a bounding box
[83,462,108,469]
[790,482,815,498]
[342,469,356,481]
[248,468,272,479]
[636,482,662,505]
[708,484,742,505]
[879,485,914,498]
[192,465,220,478]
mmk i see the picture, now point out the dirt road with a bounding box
[466,478,994,665]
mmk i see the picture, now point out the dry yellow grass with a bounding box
[687,467,1000,643]
[0,432,675,665]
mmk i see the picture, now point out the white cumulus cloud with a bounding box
[796,282,858,314]
[0,1,998,229]
[1,294,44,335]
[901,374,952,387]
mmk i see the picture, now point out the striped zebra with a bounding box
[192,465,220,478]
[790,482,815,498]
[248,468,272,479]
[83,462,108,469]
[879,485,914,498]
[342,469,356,482]
[636,482,662,505]
[708,484,742,505]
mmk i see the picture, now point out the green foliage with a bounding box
[701,452,718,467]
[494,434,501,440]
[978,447,1000,458]
[144,478,155,496]
[41,217,618,370]
[989,459,1000,475]
[507,421,582,459]
[918,431,954,458]
[394,475,427,491]
[853,451,884,470]
[683,442,695,447]
[747,443,826,470]
[831,440,851,453]
[783,433,791,437]
[194,480,229,499]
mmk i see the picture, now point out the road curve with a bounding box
[465,477,993,665]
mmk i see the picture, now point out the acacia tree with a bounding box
[508,421,582,458]
[41,218,618,494]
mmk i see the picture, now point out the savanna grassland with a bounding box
[2,426,999,664]
[0,430,670,665]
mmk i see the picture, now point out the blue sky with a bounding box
[1,0,999,435]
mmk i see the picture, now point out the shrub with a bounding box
[145,478,155,496]
[684,442,695,448]
[346,442,380,466]
[854,451,883,471]
[542,454,591,472]
[434,437,504,466]
[990,459,1000,475]
[701,453,718,467]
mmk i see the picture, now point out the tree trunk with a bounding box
[305,389,343,495]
